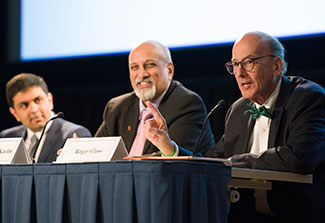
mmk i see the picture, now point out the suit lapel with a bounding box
[241,105,255,153]
[142,80,177,155]
[21,128,28,140]
[268,76,292,148]
[37,119,61,162]
[123,97,140,152]
[268,107,283,148]
[157,80,177,113]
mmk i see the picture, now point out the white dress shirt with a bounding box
[249,79,281,155]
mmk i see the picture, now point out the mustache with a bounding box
[135,77,155,85]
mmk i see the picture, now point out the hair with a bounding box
[130,40,173,64]
[249,31,288,75]
[6,73,49,108]
[268,35,288,75]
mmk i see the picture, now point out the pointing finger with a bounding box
[146,101,165,123]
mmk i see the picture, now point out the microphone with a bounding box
[191,100,225,157]
[31,112,64,162]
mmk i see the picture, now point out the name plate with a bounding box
[55,136,128,163]
[0,138,32,164]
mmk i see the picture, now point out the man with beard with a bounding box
[0,73,92,163]
[95,40,215,156]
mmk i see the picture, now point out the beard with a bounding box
[134,77,157,101]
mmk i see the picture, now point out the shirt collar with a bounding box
[138,81,171,118]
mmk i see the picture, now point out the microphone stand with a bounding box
[191,100,225,157]
[31,112,64,162]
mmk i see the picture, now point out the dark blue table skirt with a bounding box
[0,160,231,223]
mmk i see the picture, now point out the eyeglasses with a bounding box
[225,54,276,75]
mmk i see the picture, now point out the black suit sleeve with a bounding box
[161,86,216,154]
[95,101,112,137]
[73,126,92,137]
[232,86,325,174]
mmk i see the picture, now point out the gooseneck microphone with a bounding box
[191,100,225,157]
[32,112,64,162]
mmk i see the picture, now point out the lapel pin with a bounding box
[128,125,131,131]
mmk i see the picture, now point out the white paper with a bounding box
[0,138,32,164]
[55,137,128,163]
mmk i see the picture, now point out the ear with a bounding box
[273,57,283,77]
[167,62,174,80]
[47,92,54,110]
[9,107,20,122]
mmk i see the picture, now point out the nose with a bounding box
[29,101,39,113]
[234,64,246,77]
[138,66,150,79]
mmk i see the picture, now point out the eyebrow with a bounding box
[144,59,155,63]
[16,95,42,107]
[232,54,255,62]
[16,101,28,107]
[129,59,156,66]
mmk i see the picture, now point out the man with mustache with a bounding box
[95,40,215,156]
[143,32,325,222]
[0,73,92,163]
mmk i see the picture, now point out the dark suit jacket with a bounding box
[206,76,325,220]
[0,118,92,163]
[95,80,215,154]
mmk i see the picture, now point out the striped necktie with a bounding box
[28,134,39,159]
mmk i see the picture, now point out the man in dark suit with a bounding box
[143,32,325,222]
[0,73,92,163]
[95,40,215,156]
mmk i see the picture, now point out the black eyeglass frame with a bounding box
[225,54,276,75]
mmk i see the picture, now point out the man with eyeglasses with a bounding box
[143,31,325,222]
